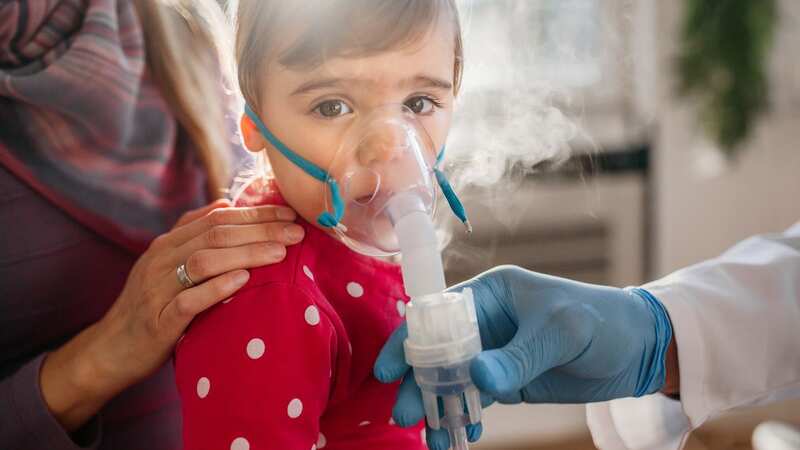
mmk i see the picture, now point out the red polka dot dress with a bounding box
[175,191,425,450]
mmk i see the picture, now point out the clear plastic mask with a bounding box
[325,104,439,256]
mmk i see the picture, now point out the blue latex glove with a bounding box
[374,265,673,450]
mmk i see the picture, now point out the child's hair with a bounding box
[135,0,234,198]
[232,0,464,114]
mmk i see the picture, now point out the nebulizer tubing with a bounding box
[387,193,482,450]
[244,103,482,449]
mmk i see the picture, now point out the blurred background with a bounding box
[431,0,800,449]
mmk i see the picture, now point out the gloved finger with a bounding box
[467,422,483,442]
[425,422,482,450]
[374,322,409,383]
[444,265,509,298]
[446,270,518,351]
[425,426,451,450]
[469,321,574,397]
[518,376,593,404]
[393,373,426,428]
[427,395,485,449]
[425,428,447,450]
[480,390,496,408]
[495,391,524,404]
[386,369,492,421]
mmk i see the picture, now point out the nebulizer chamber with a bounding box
[326,106,482,449]
[388,193,483,450]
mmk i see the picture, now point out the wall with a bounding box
[651,0,800,276]
[651,3,800,446]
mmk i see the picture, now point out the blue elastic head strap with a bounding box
[244,104,471,232]
[245,105,344,228]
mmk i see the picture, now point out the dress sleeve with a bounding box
[587,222,800,450]
[0,354,102,450]
[175,282,336,450]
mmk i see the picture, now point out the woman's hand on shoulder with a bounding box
[40,199,304,431]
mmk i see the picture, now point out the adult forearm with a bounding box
[40,322,120,432]
[0,351,102,450]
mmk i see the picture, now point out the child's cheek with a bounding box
[425,109,454,151]
[268,153,327,225]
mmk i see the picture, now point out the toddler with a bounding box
[176,1,466,449]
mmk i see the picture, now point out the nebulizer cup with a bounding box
[322,105,482,449]
[390,193,482,450]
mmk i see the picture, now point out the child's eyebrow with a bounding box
[291,75,453,96]
[291,78,346,96]
[405,75,453,91]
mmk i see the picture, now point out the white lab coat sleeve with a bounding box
[586,222,800,450]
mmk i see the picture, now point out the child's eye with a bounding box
[404,96,442,115]
[313,100,353,118]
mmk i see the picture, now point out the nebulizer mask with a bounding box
[245,103,483,450]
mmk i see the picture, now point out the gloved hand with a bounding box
[374,265,673,450]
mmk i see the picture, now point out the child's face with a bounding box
[242,20,456,230]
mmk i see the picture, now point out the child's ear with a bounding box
[240,114,267,153]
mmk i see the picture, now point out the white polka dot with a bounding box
[396,300,406,317]
[359,420,371,427]
[246,338,265,359]
[231,437,250,450]
[388,417,395,426]
[196,377,210,399]
[303,265,315,281]
[317,432,327,448]
[421,429,426,443]
[346,282,364,298]
[311,446,317,450]
[348,343,352,354]
[305,305,320,326]
[223,296,234,304]
[288,398,303,418]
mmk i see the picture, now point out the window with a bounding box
[460,0,603,90]
[453,0,655,153]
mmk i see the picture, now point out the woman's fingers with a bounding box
[156,242,287,301]
[181,242,287,286]
[160,270,251,332]
[174,199,232,228]
[166,205,298,247]
[177,221,304,262]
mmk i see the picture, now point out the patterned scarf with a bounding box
[0,0,221,252]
